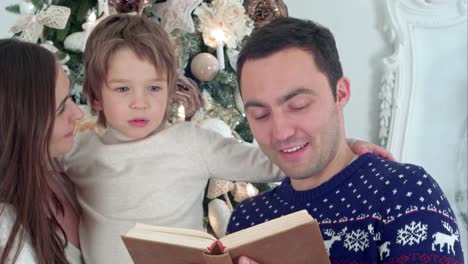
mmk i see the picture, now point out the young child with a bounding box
[58,14,391,263]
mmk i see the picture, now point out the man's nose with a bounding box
[271,114,294,143]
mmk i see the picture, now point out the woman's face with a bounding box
[49,66,84,157]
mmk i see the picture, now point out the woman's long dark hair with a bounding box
[0,39,68,264]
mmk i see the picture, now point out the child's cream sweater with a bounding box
[60,122,283,264]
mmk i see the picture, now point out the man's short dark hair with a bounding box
[237,17,343,99]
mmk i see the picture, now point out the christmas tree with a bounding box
[6,0,288,237]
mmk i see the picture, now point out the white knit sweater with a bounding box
[59,122,284,264]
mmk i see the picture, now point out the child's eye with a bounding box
[148,85,161,92]
[115,87,129,92]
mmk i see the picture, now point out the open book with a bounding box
[122,210,330,264]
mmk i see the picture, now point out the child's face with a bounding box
[93,48,169,140]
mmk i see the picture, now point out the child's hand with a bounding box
[238,256,259,264]
[349,138,395,161]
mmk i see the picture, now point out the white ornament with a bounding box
[194,0,254,49]
[190,53,219,81]
[19,1,36,15]
[64,31,86,52]
[199,118,232,138]
[152,0,202,34]
[208,199,232,238]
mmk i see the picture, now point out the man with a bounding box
[228,17,464,263]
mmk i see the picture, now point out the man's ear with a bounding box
[92,99,103,111]
[336,77,351,108]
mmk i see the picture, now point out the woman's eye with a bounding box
[148,85,161,92]
[58,103,67,115]
[115,87,129,92]
[57,97,71,115]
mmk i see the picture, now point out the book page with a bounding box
[126,227,216,250]
[220,210,314,248]
[133,223,216,240]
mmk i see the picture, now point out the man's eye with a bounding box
[291,102,310,111]
[148,85,161,92]
[115,87,129,92]
[254,113,269,120]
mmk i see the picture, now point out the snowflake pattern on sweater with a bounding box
[227,153,464,263]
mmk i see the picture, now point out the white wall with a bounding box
[0,0,18,39]
[287,0,392,143]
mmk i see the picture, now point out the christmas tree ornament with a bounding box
[40,41,69,64]
[194,0,254,49]
[171,34,189,69]
[212,29,226,70]
[207,179,259,204]
[64,11,106,52]
[201,91,243,130]
[19,1,35,15]
[244,0,288,28]
[82,12,97,49]
[174,75,204,120]
[10,5,71,43]
[232,182,259,202]
[40,41,70,73]
[63,31,86,52]
[152,0,202,34]
[177,105,186,122]
[208,199,232,238]
[190,53,220,81]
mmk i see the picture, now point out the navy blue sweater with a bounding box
[227,153,464,263]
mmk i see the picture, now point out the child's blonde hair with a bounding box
[83,13,178,125]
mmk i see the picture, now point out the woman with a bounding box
[0,39,84,264]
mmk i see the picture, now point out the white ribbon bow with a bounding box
[10,5,71,43]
